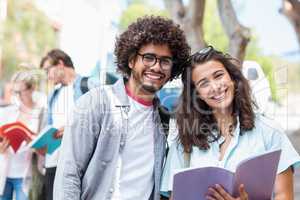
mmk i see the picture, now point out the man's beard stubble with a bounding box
[131,69,164,95]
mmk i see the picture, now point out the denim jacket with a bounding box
[53,79,167,200]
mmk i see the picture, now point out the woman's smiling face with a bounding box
[192,60,235,113]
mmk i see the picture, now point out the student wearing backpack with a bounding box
[53,16,190,200]
[39,49,98,200]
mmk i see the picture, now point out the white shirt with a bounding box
[0,104,44,178]
[112,95,155,200]
[45,84,74,168]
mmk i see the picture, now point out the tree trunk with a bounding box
[217,0,251,62]
[164,0,206,52]
[280,0,300,49]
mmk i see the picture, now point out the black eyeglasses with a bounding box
[136,52,173,71]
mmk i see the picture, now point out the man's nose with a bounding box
[150,60,162,72]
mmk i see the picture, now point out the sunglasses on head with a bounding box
[192,45,215,57]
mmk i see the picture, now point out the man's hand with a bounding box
[206,184,249,200]
[54,127,64,139]
[0,137,10,154]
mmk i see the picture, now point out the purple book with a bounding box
[173,150,281,200]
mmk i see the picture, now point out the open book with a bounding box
[28,125,60,154]
[0,121,35,153]
[173,150,281,200]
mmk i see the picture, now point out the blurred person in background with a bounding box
[39,49,98,200]
[0,70,47,200]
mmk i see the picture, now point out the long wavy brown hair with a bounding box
[176,47,256,153]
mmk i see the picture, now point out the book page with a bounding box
[234,150,281,199]
[173,167,235,200]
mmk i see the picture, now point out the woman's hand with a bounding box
[0,137,10,154]
[206,184,248,200]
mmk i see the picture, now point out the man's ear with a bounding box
[58,60,64,68]
[128,54,136,69]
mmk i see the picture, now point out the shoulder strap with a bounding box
[158,105,171,159]
[158,105,170,135]
[80,77,89,94]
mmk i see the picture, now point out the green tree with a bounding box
[203,0,229,52]
[0,0,56,81]
[119,0,168,31]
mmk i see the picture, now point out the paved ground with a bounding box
[287,131,300,198]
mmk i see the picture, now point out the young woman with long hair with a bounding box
[160,46,300,200]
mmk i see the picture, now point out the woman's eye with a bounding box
[215,73,223,79]
[199,81,209,88]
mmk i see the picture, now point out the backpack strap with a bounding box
[158,105,170,135]
[158,105,171,159]
[80,77,89,94]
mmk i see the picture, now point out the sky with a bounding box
[234,0,299,60]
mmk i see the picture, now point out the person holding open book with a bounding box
[0,70,47,200]
[160,46,300,200]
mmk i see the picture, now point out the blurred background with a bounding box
[0,0,300,195]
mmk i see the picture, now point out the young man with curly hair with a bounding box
[53,16,190,200]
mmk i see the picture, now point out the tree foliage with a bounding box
[119,0,168,31]
[0,0,56,81]
[203,0,229,52]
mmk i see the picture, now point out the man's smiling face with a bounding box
[128,43,173,95]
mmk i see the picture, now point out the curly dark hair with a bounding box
[176,46,256,153]
[114,15,190,80]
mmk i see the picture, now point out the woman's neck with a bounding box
[213,108,235,137]
[20,99,35,111]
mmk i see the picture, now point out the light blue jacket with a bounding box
[53,79,167,200]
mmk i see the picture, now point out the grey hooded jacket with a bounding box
[53,79,167,200]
